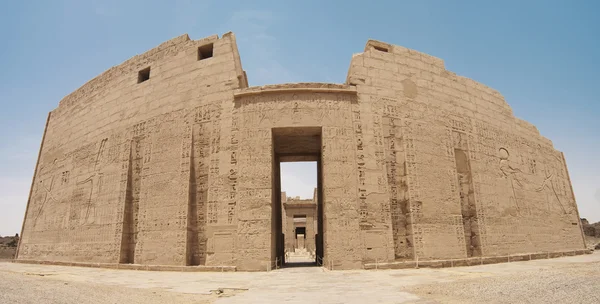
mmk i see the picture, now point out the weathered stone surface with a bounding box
[17,33,586,271]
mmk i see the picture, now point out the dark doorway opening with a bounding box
[295,226,306,237]
[271,127,323,269]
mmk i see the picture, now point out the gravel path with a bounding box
[0,271,214,304]
[406,255,600,303]
[1,252,599,303]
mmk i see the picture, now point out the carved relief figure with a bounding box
[69,138,111,227]
[498,148,569,216]
[75,175,98,226]
[536,168,568,214]
[499,147,533,216]
[33,176,56,227]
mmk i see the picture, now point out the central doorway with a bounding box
[272,127,323,268]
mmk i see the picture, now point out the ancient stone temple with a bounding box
[17,32,587,271]
[281,190,318,255]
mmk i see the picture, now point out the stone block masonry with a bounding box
[17,32,587,271]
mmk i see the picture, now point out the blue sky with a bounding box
[0,0,598,235]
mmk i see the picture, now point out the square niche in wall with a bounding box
[138,67,151,83]
[198,43,214,60]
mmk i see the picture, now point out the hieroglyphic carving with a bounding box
[227,111,240,227]
[194,103,220,123]
[119,120,155,264]
[383,112,413,260]
[227,168,237,225]
[372,108,385,171]
[404,134,420,203]
[194,122,210,225]
[367,101,392,230]
[192,103,223,228]
[352,109,368,225]
[207,201,218,224]
[184,103,223,264]
[403,125,424,257]
[61,171,70,185]
[451,130,481,257]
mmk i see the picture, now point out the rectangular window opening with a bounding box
[373,45,389,53]
[137,67,150,83]
[374,45,389,53]
[198,43,214,60]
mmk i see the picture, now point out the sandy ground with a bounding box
[1,252,599,304]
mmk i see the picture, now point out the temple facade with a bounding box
[17,32,587,271]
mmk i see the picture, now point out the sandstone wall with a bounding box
[18,33,247,265]
[18,33,585,271]
[231,84,358,269]
[346,40,585,261]
[283,200,317,254]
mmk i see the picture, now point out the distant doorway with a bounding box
[295,225,306,249]
[271,128,323,268]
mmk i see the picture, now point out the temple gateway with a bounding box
[17,32,587,271]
